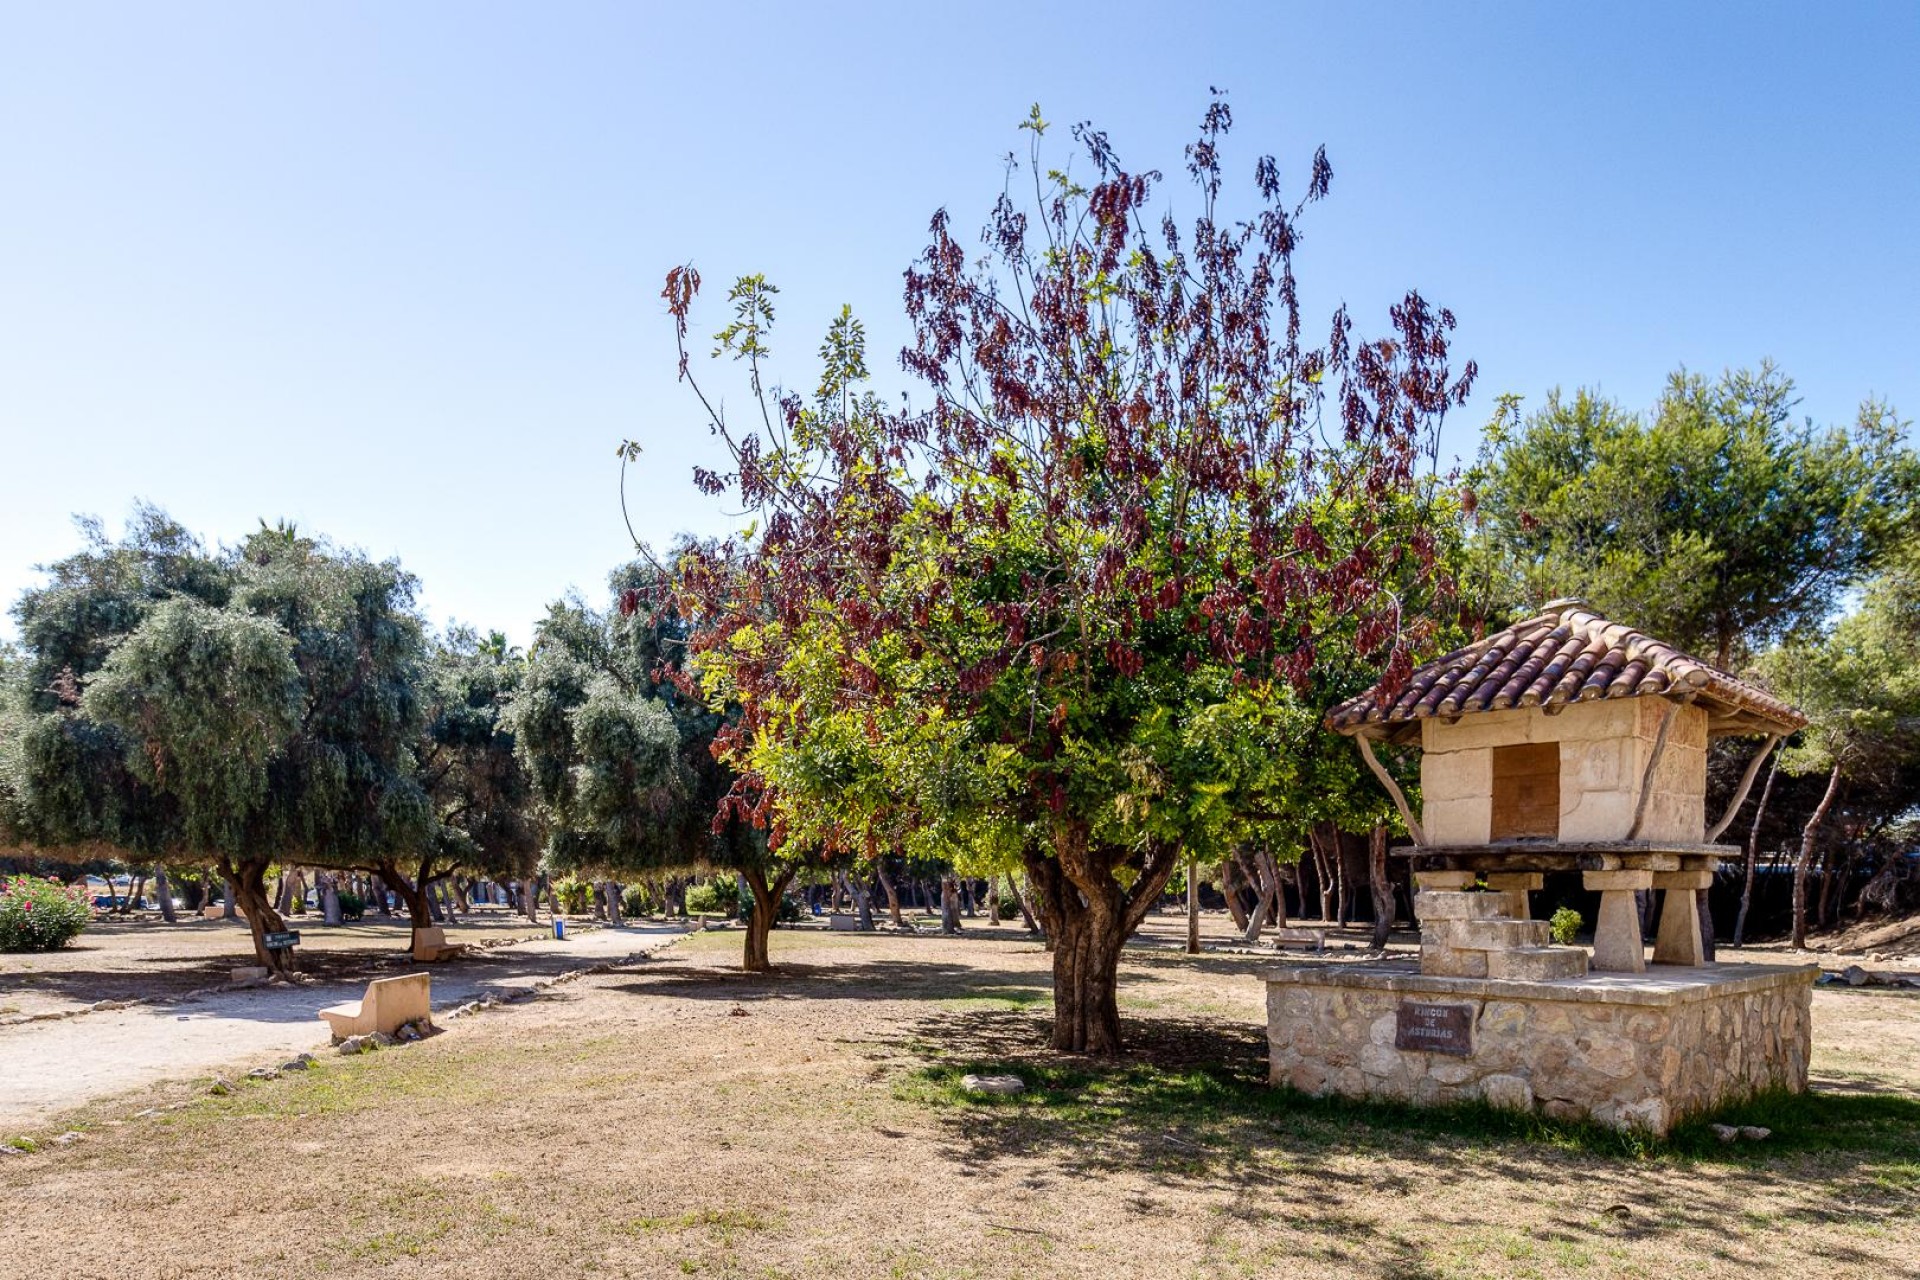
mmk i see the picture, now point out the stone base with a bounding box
[1260,961,1815,1135]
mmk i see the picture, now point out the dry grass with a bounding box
[2,925,1915,1280]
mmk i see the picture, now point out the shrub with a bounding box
[995,896,1022,921]
[553,878,596,915]
[0,876,93,952]
[1549,906,1583,946]
[336,891,365,922]
[620,884,656,918]
[740,886,804,927]
[684,880,734,917]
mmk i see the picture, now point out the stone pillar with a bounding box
[1485,872,1543,919]
[1651,870,1713,966]
[1584,870,1653,973]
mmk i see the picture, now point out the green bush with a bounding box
[995,896,1022,921]
[684,880,733,917]
[0,875,93,952]
[740,885,804,927]
[553,878,595,915]
[336,891,365,922]
[620,884,656,918]
[1549,906,1583,945]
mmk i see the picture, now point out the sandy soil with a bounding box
[0,921,1913,1280]
[0,922,688,1128]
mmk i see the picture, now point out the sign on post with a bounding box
[263,930,300,951]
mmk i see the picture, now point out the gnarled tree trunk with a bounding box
[877,863,905,927]
[1025,829,1180,1056]
[741,866,795,972]
[154,867,177,923]
[224,858,294,976]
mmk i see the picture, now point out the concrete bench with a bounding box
[318,972,432,1041]
[1270,927,1326,954]
[410,925,464,963]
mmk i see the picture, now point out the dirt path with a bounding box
[0,922,688,1130]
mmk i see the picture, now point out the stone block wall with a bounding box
[1264,965,1813,1135]
[1416,698,1708,845]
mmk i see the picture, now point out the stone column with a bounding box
[1583,870,1652,973]
[1651,870,1712,966]
[1485,872,1543,919]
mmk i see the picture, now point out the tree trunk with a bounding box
[1309,823,1338,922]
[370,873,393,917]
[740,866,794,972]
[1221,856,1249,931]
[986,876,1000,926]
[520,878,540,924]
[877,863,905,927]
[222,873,240,921]
[1368,824,1393,950]
[1024,834,1180,1056]
[940,875,962,934]
[154,868,177,923]
[319,872,343,926]
[603,882,623,927]
[1010,874,1040,936]
[379,861,437,952]
[1185,862,1201,955]
[1733,756,1779,946]
[226,859,294,976]
[1237,850,1281,945]
[1792,762,1844,949]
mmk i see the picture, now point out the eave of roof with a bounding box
[1326,600,1807,744]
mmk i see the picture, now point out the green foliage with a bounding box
[507,563,767,886]
[335,891,365,922]
[683,880,734,917]
[0,874,92,951]
[1549,906,1582,945]
[552,877,595,915]
[738,884,802,926]
[1472,366,1918,667]
[620,883,655,918]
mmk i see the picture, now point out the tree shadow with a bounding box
[877,1002,1920,1276]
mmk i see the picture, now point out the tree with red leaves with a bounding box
[668,97,1472,1053]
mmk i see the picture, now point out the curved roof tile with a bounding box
[1328,600,1806,741]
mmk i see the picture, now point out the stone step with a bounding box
[1415,890,1528,921]
[1486,946,1590,982]
[1457,918,1552,950]
[1419,943,1488,979]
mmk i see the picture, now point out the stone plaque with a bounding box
[1395,1001,1474,1056]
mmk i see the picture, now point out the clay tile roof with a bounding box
[1326,600,1807,743]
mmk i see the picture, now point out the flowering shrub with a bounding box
[0,875,93,952]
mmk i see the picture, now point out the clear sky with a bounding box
[3,2,1916,645]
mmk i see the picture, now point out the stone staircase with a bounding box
[1416,889,1589,982]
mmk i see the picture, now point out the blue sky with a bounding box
[3,2,1916,644]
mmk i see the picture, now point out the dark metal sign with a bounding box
[1394,1001,1474,1056]
[263,930,300,950]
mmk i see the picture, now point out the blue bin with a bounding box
[553,919,566,940]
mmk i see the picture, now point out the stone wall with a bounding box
[1263,963,1813,1135]
[1417,698,1707,845]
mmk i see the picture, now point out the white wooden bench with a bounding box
[318,972,432,1041]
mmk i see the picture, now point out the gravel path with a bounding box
[0,922,688,1129]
